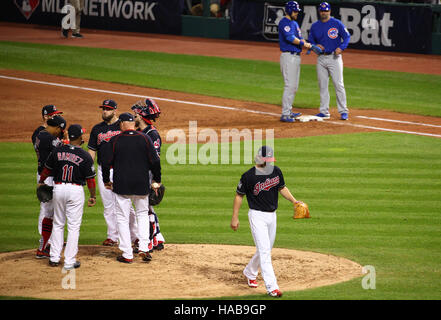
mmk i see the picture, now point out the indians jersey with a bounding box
[44,144,95,185]
[88,120,121,165]
[102,130,161,196]
[34,130,63,174]
[142,125,162,157]
[236,166,286,212]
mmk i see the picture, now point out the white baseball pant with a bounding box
[316,54,348,115]
[97,165,138,243]
[115,194,150,260]
[36,174,54,249]
[243,209,279,293]
[50,183,84,268]
[280,52,301,116]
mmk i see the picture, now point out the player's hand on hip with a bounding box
[230,217,239,231]
[88,197,96,207]
[104,182,113,190]
[335,47,343,55]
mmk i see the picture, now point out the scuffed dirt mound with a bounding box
[0,244,362,299]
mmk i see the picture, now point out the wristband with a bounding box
[299,40,305,47]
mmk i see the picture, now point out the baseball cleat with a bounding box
[71,33,84,38]
[49,260,60,267]
[139,251,153,262]
[36,248,50,259]
[268,289,283,297]
[340,112,349,120]
[154,242,165,251]
[290,112,302,118]
[116,255,133,264]
[102,238,118,246]
[61,28,68,38]
[280,115,295,123]
[316,112,331,119]
[247,278,258,288]
[64,261,81,270]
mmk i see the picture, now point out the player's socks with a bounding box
[41,217,53,250]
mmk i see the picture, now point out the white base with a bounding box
[296,115,324,122]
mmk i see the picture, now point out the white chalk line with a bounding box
[356,115,441,128]
[1,74,440,138]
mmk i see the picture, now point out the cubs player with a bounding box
[39,124,96,269]
[309,2,351,120]
[101,113,161,264]
[278,1,312,123]
[32,105,63,258]
[33,115,66,258]
[132,98,165,252]
[231,146,300,297]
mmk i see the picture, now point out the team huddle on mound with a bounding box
[33,98,165,269]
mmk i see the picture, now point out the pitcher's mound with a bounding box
[0,244,362,299]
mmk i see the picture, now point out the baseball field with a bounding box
[0,23,441,300]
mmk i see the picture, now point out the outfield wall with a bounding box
[1,0,440,54]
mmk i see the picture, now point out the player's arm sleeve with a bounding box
[308,26,317,45]
[87,127,98,151]
[236,175,247,195]
[277,167,286,190]
[82,154,97,179]
[339,23,351,50]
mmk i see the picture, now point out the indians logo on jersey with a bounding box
[14,0,40,20]
[253,176,280,195]
[328,28,339,39]
[97,130,121,145]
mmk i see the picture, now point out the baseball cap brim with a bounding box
[48,110,63,116]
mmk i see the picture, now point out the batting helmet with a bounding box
[131,98,161,122]
[319,2,331,11]
[285,1,301,15]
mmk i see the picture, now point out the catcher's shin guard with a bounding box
[41,217,53,250]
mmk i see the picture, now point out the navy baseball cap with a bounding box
[119,112,134,122]
[319,2,331,11]
[99,99,117,109]
[256,146,275,163]
[68,124,85,140]
[42,105,63,117]
[47,115,66,130]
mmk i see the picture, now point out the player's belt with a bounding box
[282,51,301,55]
[54,182,82,186]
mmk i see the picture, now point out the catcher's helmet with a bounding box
[285,1,301,15]
[131,98,161,122]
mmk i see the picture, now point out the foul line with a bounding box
[356,115,441,128]
[1,74,440,139]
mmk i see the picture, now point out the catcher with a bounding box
[230,146,309,298]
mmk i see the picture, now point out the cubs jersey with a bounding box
[101,130,161,196]
[88,120,121,165]
[142,125,162,157]
[31,125,45,145]
[44,144,96,185]
[236,166,286,212]
[34,130,63,174]
[309,17,351,53]
[278,17,303,53]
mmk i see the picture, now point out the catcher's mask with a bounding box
[131,98,161,123]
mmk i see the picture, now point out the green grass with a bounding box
[1,41,441,117]
[1,132,441,299]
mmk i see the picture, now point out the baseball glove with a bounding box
[149,184,165,206]
[310,44,323,55]
[36,184,54,203]
[293,201,310,219]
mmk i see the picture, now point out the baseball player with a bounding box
[33,115,66,258]
[131,98,165,252]
[62,0,85,38]
[279,1,312,123]
[101,113,161,264]
[39,124,96,269]
[230,146,300,297]
[32,105,64,258]
[308,2,351,120]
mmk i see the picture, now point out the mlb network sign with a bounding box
[263,3,394,47]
